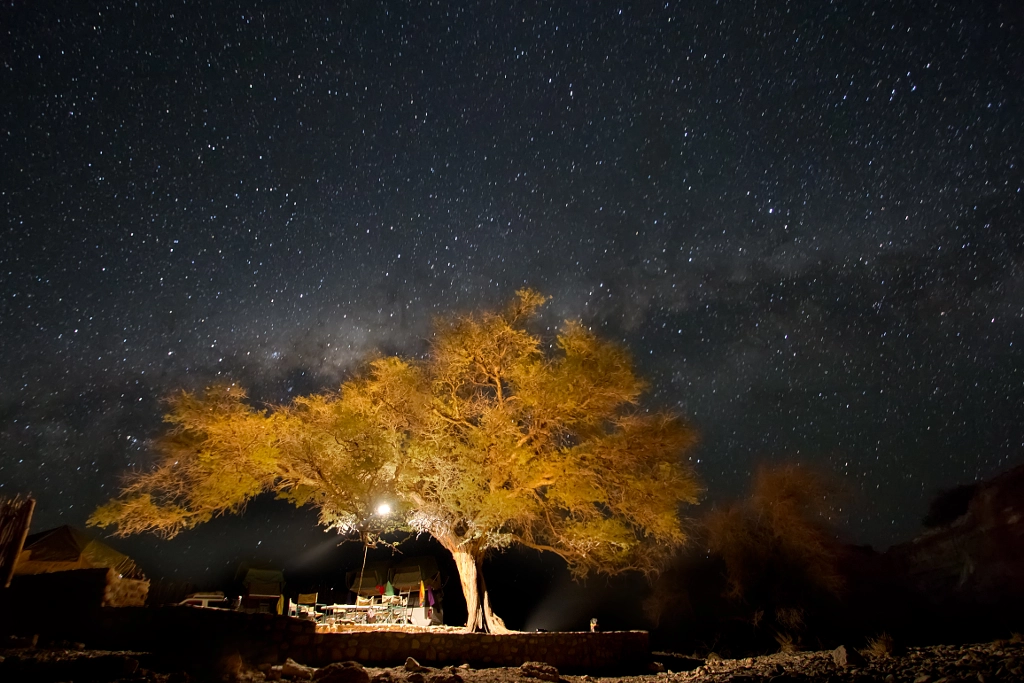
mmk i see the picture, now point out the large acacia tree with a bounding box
[90,290,700,632]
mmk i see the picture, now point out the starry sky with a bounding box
[3,0,1024,595]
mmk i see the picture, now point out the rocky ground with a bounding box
[1,636,1021,682]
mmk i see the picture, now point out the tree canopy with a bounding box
[90,290,700,631]
[704,463,844,637]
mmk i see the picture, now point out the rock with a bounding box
[5,634,38,649]
[217,651,243,679]
[427,674,462,683]
[648,661,666,673]
[314,661,370,683]
[457,664,471,670]
[520,661,561,682]
[405,657,429,673]
[833,645,866,668]
[913,675,932,683]
[281,657,315,680]
[121,657,140,675]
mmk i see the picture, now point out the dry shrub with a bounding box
[775,607,805,631]
[863,632,895,658]
[774,630,802,653]
[705,504,764,600]
[750,463,845,597]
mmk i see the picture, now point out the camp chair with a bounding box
[379,594,405,624]
[297,592,320,622]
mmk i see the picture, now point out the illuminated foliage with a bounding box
[705,463,844,635]
[90,290,699,631]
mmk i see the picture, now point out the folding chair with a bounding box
[297,592,320,622]
[380,594,405,624]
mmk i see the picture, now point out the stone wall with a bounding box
[287,628,649,672]
[0,567,149,610]
[104,570,149,607]
[84,607,650,674]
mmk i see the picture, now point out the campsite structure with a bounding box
[1,524,149,614]
[342,555,444,627]
[236,564,286,615]
[15,525,143,579]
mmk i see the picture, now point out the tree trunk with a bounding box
[445,543,508,633]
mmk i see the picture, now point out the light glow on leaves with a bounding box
[89,290,700,629]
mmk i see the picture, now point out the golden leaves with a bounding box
[91,290,700,579]
[705,462,844,603]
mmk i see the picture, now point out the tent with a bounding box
[346,561,391,597]
[14,525,142,579]
[240,567,285,597]
[390,556,441,592]
[235,564,285,615]
[346,557,442,596]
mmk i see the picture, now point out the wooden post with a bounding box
[0,496,36,587]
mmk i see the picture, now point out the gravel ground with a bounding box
[1,637,1022,682]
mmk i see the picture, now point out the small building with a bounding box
[15,525,142,579]
[7,525,149,608]
[237,565,285,615]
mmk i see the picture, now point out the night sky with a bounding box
[3,0,1024,609]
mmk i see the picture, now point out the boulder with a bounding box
[405,657,429,673]
[520,661,561,682]
[427,673,462,683]
[314,661,370,683]
[281,658,315,680]
[833,645,866,668]
[216,651,243,679]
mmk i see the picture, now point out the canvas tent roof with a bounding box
[14,525,142,579]
[240,567,284,587]
[346,561,391,596]
[238,566,285,597]
[347,557,441,595]
[391,556,441,591]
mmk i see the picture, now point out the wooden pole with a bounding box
[0,496,35,588]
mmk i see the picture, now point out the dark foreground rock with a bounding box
[1,637,1021,682]
[0,649,150,681]
[657,638,1023,682]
